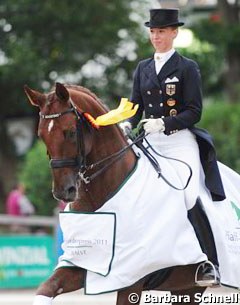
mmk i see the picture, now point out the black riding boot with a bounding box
[188,197,220,286]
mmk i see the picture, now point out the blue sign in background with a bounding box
[0,235,55,288]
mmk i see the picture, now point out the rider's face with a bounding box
[149,27,178,53]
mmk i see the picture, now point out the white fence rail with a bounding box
[0,214,59,249]
[0,214,57,227]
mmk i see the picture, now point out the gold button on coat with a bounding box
[169,109,177,116]
[167,99,176,107]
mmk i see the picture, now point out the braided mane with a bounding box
[64,84,100,102]
[50,83,110,113]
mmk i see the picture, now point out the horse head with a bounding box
[24,83,134,207]
[24,83,101,202]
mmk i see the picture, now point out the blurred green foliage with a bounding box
[199,101,240,173]
[190,17,240,101]
[0,0,148,116]
[192,19,240,54]
[18,140,55,215]
[178,39,224,97]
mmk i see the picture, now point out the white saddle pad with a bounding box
[57,149,240,294]
[57,148,206,294]
[58,212,116,276]
[199,162,240,289]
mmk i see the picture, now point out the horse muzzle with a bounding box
[52,184,77,202]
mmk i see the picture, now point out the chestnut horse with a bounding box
[25,83,206,305]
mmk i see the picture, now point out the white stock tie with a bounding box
[154,54,165,75]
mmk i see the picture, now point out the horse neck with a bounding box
[71,91,137,212]
[78,126,137,211]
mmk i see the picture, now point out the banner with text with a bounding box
[0,235,55,288]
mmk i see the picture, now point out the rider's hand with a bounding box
[141,118,165,134]
[119,121,132,136]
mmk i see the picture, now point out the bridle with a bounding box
[40,99,87,172]
[39,98,138,185]
[40,97,192,190]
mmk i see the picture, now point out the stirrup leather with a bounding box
[195,260,219,287]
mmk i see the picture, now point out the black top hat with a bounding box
[144,9,184,28]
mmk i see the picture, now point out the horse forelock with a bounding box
[46,92,57,105]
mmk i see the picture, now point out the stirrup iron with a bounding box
[195,260,219,287]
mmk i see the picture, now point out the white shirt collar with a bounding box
[154,49,175,63]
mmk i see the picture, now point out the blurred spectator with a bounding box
[6,183,35,216]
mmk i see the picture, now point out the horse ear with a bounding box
[55,82,69,102]
[24,85,45,107]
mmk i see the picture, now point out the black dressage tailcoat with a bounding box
[129,51,225,201]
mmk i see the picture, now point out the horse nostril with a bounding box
[52,185,77,202]
[68,186,76,196]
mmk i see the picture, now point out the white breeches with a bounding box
[146,129,201,210]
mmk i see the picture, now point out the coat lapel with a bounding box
[142,58,160,88]
[158,52,180,83]
[142,52,181,87]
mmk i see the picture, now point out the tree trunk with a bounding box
[226,49,240,102]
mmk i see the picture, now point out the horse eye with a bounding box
[63,130,76,142]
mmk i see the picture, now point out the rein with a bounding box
[79,132,145,184]
[143,137,192,191]
[40,98,192,190]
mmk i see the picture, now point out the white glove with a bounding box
[119,121,132,136]
[141,118,165,134]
